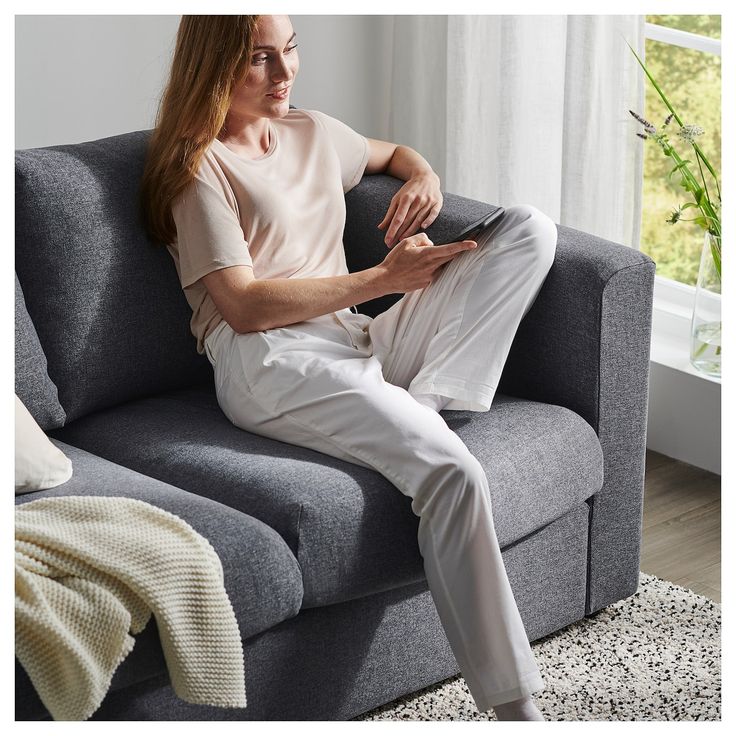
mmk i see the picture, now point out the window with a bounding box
[640,16,721,286]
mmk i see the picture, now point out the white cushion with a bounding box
[15,394,72,494]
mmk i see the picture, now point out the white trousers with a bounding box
[204,204,557,710]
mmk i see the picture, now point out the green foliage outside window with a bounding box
[640,15,721,285]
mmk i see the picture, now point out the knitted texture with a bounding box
[15,495,247,721]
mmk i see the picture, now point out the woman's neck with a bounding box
[217,118,271,155]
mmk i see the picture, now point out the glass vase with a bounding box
[689,231,721,378]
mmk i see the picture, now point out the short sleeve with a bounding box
[171,175,253,289]
[307,109,370,194]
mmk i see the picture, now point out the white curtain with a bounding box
[386,15,646,248]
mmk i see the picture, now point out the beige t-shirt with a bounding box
[168,108,370,355]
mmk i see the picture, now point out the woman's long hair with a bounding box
[139,15,260,246]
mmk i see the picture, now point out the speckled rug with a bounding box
[354,572,721,721]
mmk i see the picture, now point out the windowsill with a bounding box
[651,275,721,385]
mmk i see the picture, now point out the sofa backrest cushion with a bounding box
[15,130,212,424]
[15,273,66,430]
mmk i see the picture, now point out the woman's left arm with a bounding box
[366,138,443,248]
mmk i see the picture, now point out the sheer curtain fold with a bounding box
[387,15,645,248]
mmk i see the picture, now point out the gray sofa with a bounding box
[15,126,655,721]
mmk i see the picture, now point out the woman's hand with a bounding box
[375,232,477,294]
[378,172,443,247]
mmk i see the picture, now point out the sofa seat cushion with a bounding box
[49,384,604,609]
[15,439,303,719]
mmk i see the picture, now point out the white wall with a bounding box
[15,15,179,148]
[15,14,392,149]
[647,362,721,475]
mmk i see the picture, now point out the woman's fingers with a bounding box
[430,240,478,260]
[387,202,440,245]
[381,196,442,245]
[421,204,442,230]
[396,208,431,242]
[384,201,414,244]
[378,197,399,231]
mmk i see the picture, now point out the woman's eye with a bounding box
[253,45,298,65]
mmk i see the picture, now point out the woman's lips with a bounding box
[268,87,289,100]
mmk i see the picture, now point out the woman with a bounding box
[141,15,557,722]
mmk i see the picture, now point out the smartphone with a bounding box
[438,208,505,245]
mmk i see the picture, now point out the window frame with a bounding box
[643,19,721,383]
[645,21,721,56]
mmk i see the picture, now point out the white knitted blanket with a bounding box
[15,495,247,721]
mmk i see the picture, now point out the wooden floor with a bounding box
[640,448,721,603]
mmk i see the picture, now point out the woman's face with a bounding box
[229,15,299,123]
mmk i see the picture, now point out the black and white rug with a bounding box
[355,573,721,721]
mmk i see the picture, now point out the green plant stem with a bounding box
[695,146,712,214]
[693,340,709,359]
[709,235,721,280]
[696,146,721,203]
[664,142,720,237]
[627,41,721,202]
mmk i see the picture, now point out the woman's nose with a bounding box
[273,55,296,82]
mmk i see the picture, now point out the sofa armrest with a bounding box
[501,222,656,614]
[345,174,657,615]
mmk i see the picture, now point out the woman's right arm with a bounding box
[202,264,388,334]
[201,234,477,334]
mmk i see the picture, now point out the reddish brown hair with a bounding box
[139,15,261,245]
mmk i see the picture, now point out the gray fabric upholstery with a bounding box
[48,386,603,609]
[14,440,303,636]
[14,440,303,721]
[15,272,66,430]
[15,131,211,425]
[15,123,654,721]
[22,503,589,721]
[344,177,656,615]
[587,263,654,611]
